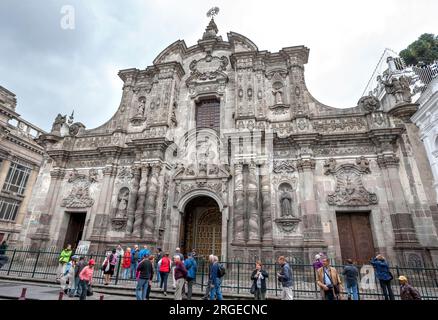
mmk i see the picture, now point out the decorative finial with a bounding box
[207,7,220,19]
[68,110,74,125]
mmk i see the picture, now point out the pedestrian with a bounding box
[277,256,293,300]
[155,247,163,283]
[370,254,395,300]
[313,254,323,270]
[130,244,140,279]
[209,255,224,300]
[136,254,153,300]
[174,255,187,300]
[122,247,131,279]
[316,258,343,300]
[398,276,422,300]
[342,259,359,300]
[159,252,171,296]
[191,249,198,262]
[57,244,72,281]
[102,249,118,285]
[0,241,8,269]
[184,252,198,300]
[139,245,151,261]
[146,255,155,300]
[73,256,86,297]
[202,255,214,300]
[250,261,268,300]
[175,247,184,261]
[78,259,95,301]
[60,256,77,297]
[116,244,124,258]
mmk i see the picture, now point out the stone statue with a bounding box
[381,76,411,104]
[272,89,284,105]
[280,191,293,217]
[137,99,146,116]
[116,188,129,218]
[51,114,66,133]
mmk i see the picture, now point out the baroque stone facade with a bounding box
[19,19,438,267]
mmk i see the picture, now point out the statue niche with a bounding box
[112,187,130,231]
[130,96,147,126]
[275,183,300,233]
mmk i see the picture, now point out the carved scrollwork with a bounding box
[273,160,295,173]
[61,169,98,209]
[275,217,301,233]
[358,95,381,112]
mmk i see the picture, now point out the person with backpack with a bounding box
[277,256,294,300]
[136,255,154,300]
[78,259,95,301]
[184,252,198,300]
[130,245,140,279]
[174,255,187,300]
[159,252,171,296]
[370,254,395,300]
[73,256,86,297]
[102,249,118,285]
[57,244,72,281]
[209,255,224,300]
[122,247,131,280]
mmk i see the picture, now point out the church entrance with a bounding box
[336,212,375,265]
[179,196,221,259]
[63,212,86,250]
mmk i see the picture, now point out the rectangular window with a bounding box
[196,99,220,131]
[0,197,20,222]
[2,162,31,195]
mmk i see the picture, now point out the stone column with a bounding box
[377,154,419,245]
[31,168,65,247]
[260,165,273,243]
[126,165,141,234]
[143,163,161,238]
[132,164,149,238]
[297,158,324,244]
[247,161,260,243]
[233,163,245,243]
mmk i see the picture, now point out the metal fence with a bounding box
[1,248,438,300]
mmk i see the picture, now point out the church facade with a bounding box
[20,19,438,267]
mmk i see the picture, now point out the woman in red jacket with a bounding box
[159,252,171,296]
[122,247,131,280]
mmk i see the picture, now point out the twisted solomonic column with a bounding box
[260,168,272,243]
[143,163,162,237]
[132,165,149,237]
[233,163,245,242]
[126,165,141,234]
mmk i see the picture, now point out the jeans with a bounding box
[155,264,161,282]
[130,261,138,279]
[203,280,211,300]
[209,279,223,300]
[186,278,194,300]
[122,268,130,279]
[379,279,395,300]
[254,289,266,300]
[73,276,81,296]
[78,280,89,300]
[281,286,294,300]
[346,283,359,300]
[136,279,149,300]
[160,271,169,292]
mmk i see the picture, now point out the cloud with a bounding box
[0,0,437,131]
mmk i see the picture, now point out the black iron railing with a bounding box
[0,248,437,300]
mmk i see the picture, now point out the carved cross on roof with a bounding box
[207,7,220,18]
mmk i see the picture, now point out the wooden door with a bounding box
[336,212,375,264]
[63,212,86,249]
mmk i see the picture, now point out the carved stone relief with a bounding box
[61,169,98,208]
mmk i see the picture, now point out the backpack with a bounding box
[217,263,226,278]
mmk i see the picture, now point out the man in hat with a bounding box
[399,276,422,300]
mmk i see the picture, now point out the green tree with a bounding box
[400,33,438,66]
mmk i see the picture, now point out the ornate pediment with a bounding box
[61,169,98,208]
[324,157,378,206]
[186,54,229,88]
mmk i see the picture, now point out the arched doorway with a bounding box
[179,196,222,259]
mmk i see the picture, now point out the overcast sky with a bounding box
[0,0,437,131]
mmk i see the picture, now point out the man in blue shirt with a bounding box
[209,255,223,300]
[138,245,151,261]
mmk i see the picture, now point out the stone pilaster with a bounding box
[297,158,324,244]
[132,164,149,238]
[143,163,162,239]
[260,166,273,244]
[247,161,260,243]
[233,163,245,243]
[126,165,141,234]
[31,168,65,247]
[377,154,419,246]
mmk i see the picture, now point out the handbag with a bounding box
[86,284,93,297]
[388,272,394,281]
[250,282,257,295]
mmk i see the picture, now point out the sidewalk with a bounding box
[0,279,135,300]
